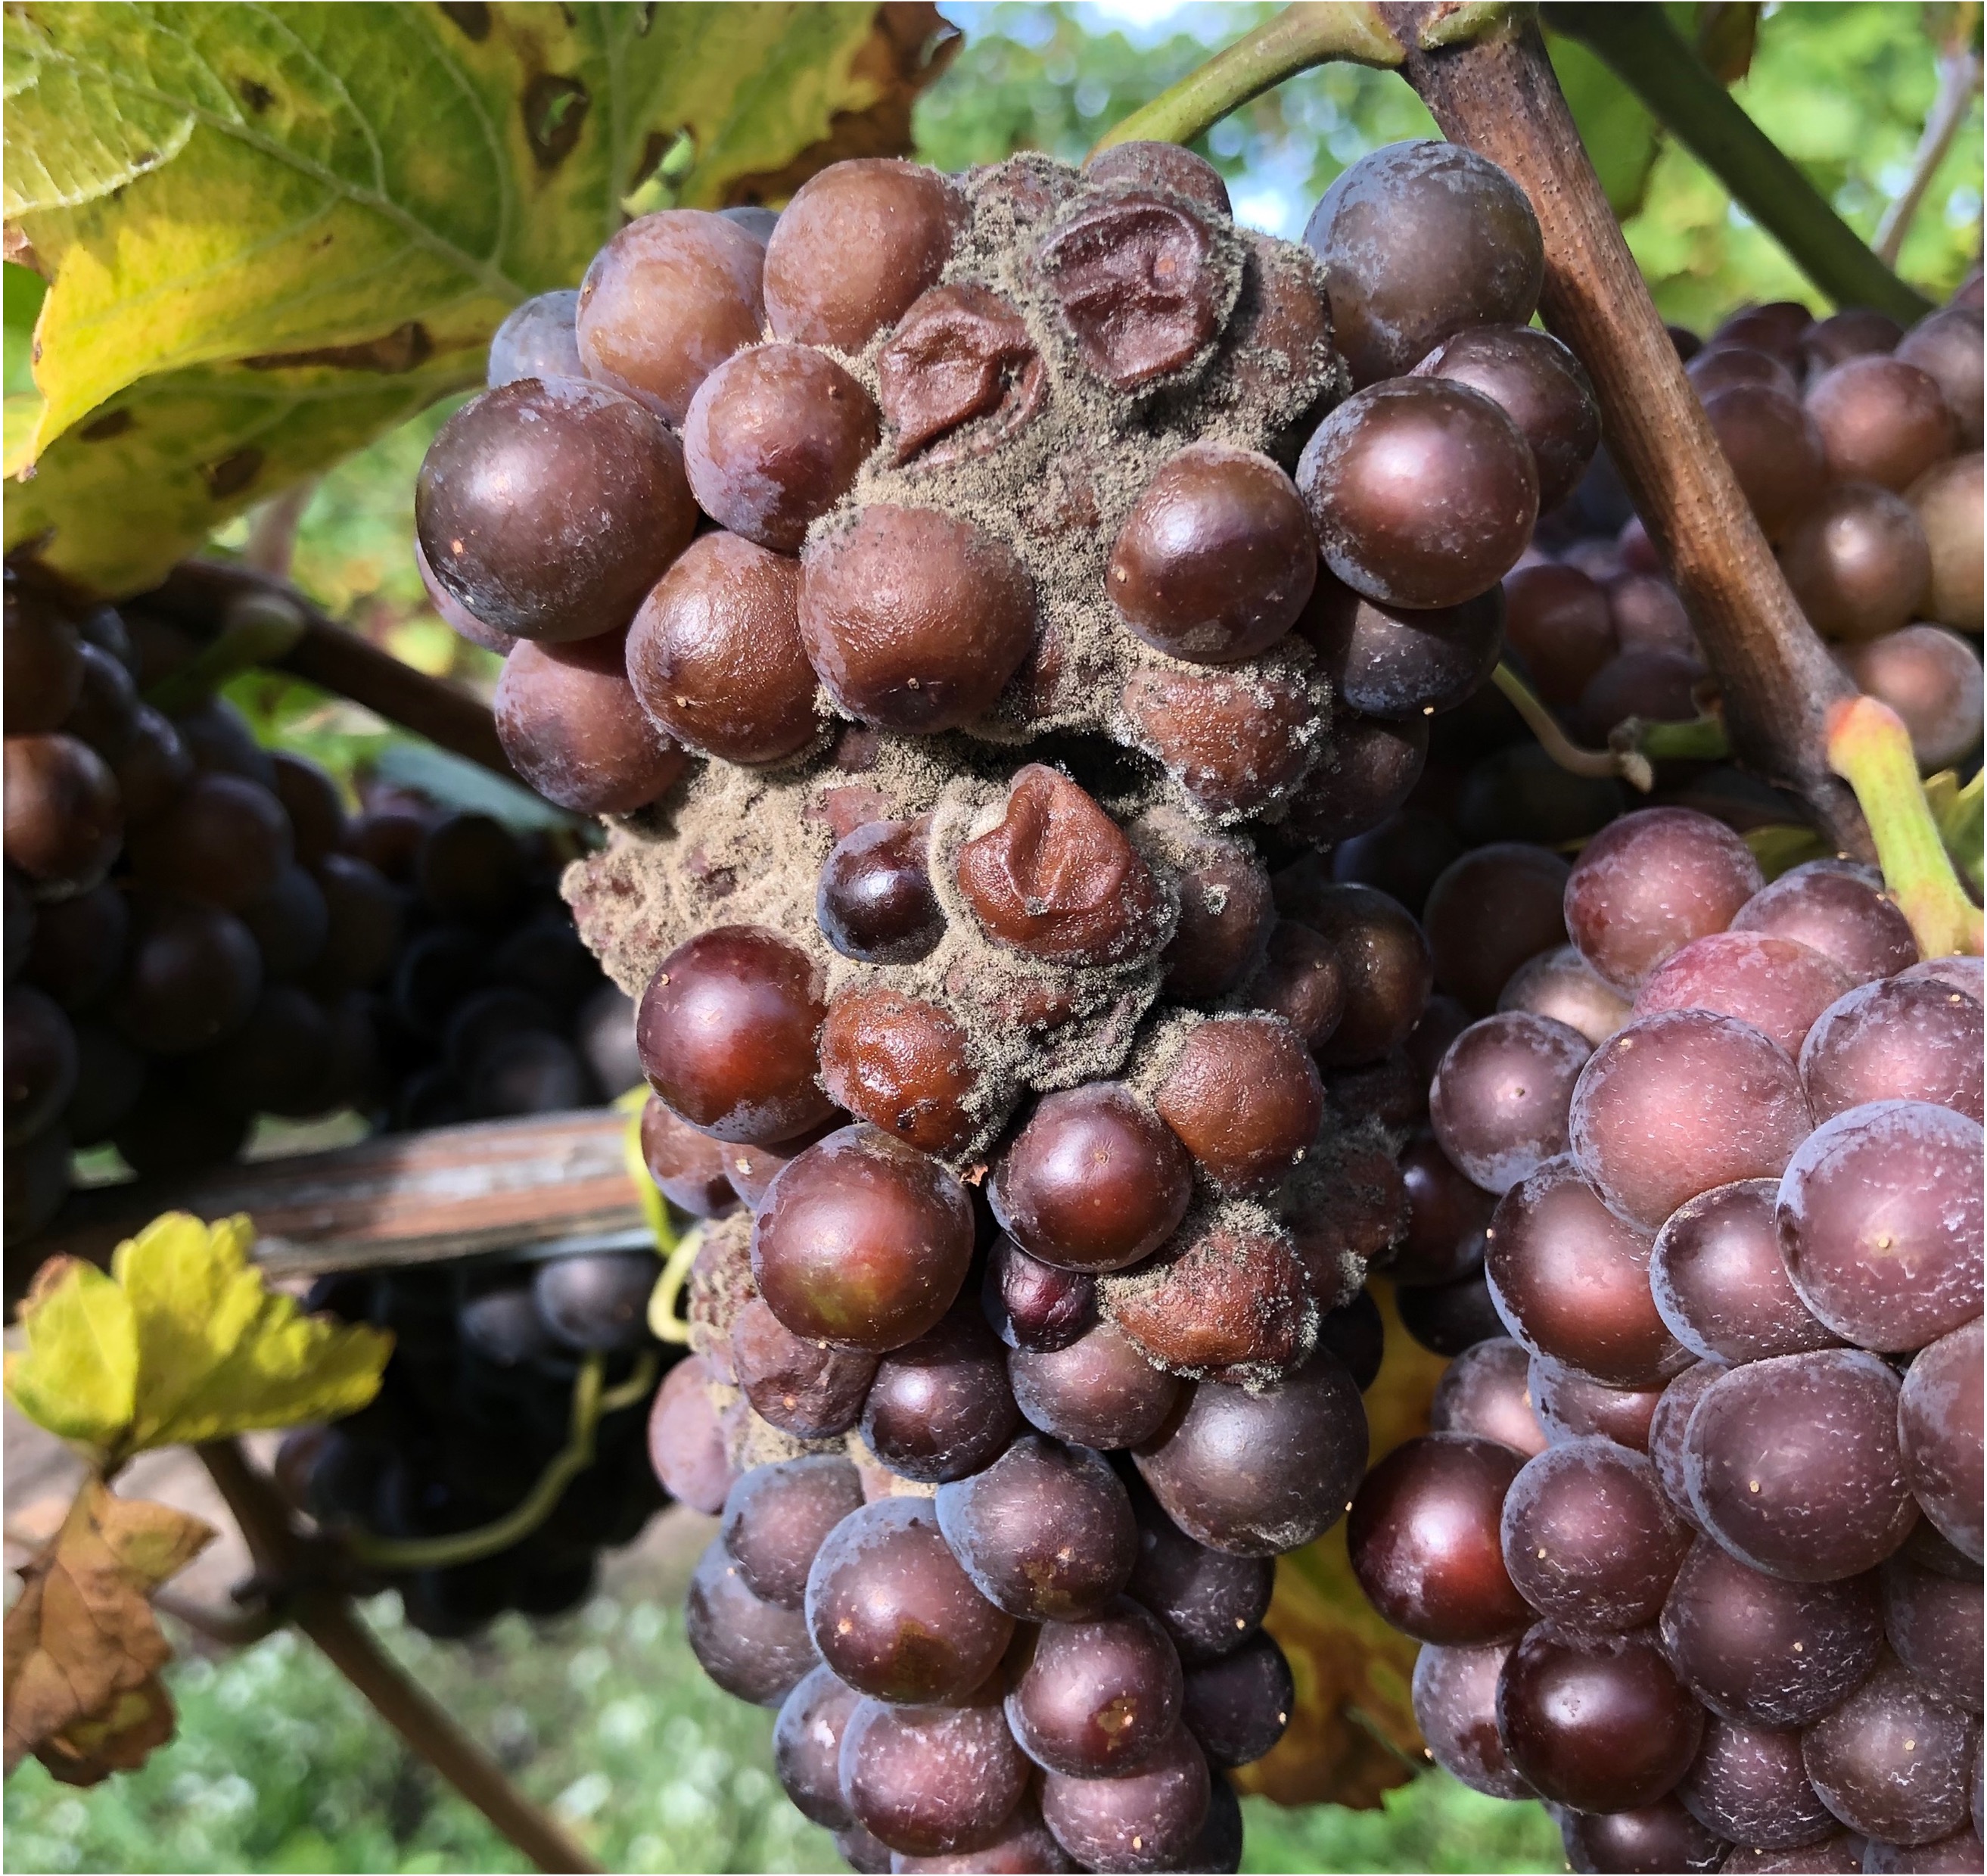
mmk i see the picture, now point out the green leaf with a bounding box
[5,1258,138,1450]
[110,1212,391,1452]
[1926,767,1984,899]
[5,1,955,594]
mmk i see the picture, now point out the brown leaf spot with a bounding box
[237,77,275,114]
[437,1,490,40]
[523,73,589,172]
[878,283,1045,465]
[240,322,432,374]
[78,410,133,442]
[204,449,264,501]
[1036,193,1220,389]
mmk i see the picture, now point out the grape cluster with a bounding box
[1346,805,1983,1874]
[2,591,645,1249]
[408,134,1595,1870]
[275,1248,673,1634]
[1513,288,1982,771]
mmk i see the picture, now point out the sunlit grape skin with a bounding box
[1006,1598,1185,1778]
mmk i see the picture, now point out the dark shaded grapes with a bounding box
[1010,1320,1180,1450]
[1777,1100,1982,1352]
[1502,562,1618,709]
[1124,1486,1274,1664]
[1898,1317,1982,1563]
[1485,1156,1688,1388]
[1137,1347,1367,1557]
[722,1457,866,1610]
[1651,1179,1840,1366]
[1501,1436,1691,1633]
[238,865,330,983]
[1566,808,1765,992]
[1293,571,1503,719]
[305,854,402,994]
[1684,1351,1918,1582]
[1329,809,1464,921]
[181,983,334,1118]
[1570,1010,1813,1233]
[1703,383,1827,540]
[5,581,82,734]
[861,1307,1020,1484]
[415,378,698,642]
[1841,624,1985,771]
[1180,1629,1291,1769]
[841,1688,1031,1857]
[1430,1338,1548,1458]
[982,1234,1096,1352]
[533,1250,661,1353]
[638,925,831,1145]
[1496,1623,1704,1813]
[1161,842,1275,1003]
[1423,843,1572,1017]
[1396,1266,1509,1357]
[1107,443,1317,664]
[1802,1653,1975,1847]
[4,733,123,896]
[1678,1714,1834,1850]
[495,630,689,814]
[1559,1799,1727,1873]
[1273,874,1433,1067]
[1301,140,1543,387]
[730,1296,879,1440]
[61,1020,146,1146]
[6,985,76,1145]
[1282,710,1427,847]
[804,1496,1014,1703]
[107,895,262,1056]
[990,1082,1193,1274]
[1348,1433,1531,1644]
[128,771,292,912]
[1297,378,1538,610]
[1392,1133,1494,1286]
[22,881,128,1013]
[801,504,1036,735]
[817,818,944,965]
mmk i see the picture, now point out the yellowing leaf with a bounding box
[2,1477,211,1776]
[4,1256,138,1450]
[36,1675,177,1788]
[1238,1282,1445,1809]
[112,1212,391,1452]
[5,2,957,595]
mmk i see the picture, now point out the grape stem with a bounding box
[1387,8,1877,858]
[1825,696,1983,957]
[197,1439,603,1875]
[340,1350,659,1573]
[1491,660,1734,792]
[1544,5,1934,321]
[1087,3,1407,154]
[1873,11,1982,266]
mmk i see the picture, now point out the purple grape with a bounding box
[1563,808,1764,992]
[1631,931,1853,1059]
[1411,1641,1534,1798]
[686,1537,820,1707]
[1570,1010,1814,1232]
[1180,1630,1292,1767]
[1717,1834,1867,1872]
[1530,1353,1667,1452]
[1801,1654,1976,1848]
[1124,1487,1275,1666]
[1863,1828,1987,1872]
[1498,944,1634,1047]
[1898,1317,1983,1562]
[1485,1156,1691,1388]
[1777,1101,1982,1353]
[721,1456,866,1608]
[1648,1363,1727,1531]
[1500,1436,1693,1633]
[839,1688,1031,1857]
[773,1663,860,1827]
[1677,1715,1835,1850]
[1559,1798,1727,1872]
[1660,1536,1884,1728]
[1800,978,1983,1124]
[1038,1725,1210,1874]
[1429,1011,1593,1193]
[1430,1338,1549,1458]
[1730,860,1918,986]
[1651,1179,1842,1366]
[1684,1350,1919,1582]
[1881,1553,1983,1715]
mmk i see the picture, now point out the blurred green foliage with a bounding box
[2,1584,1561,1874]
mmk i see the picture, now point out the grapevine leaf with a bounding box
[112,1212,393,1452]
[4,1,956,595]
[1238,1282,1447,1809]
[1924,768,1984,899]
[3,1257,138,1451]
[2,1477,212,1778]
[1545,28,1664,218]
